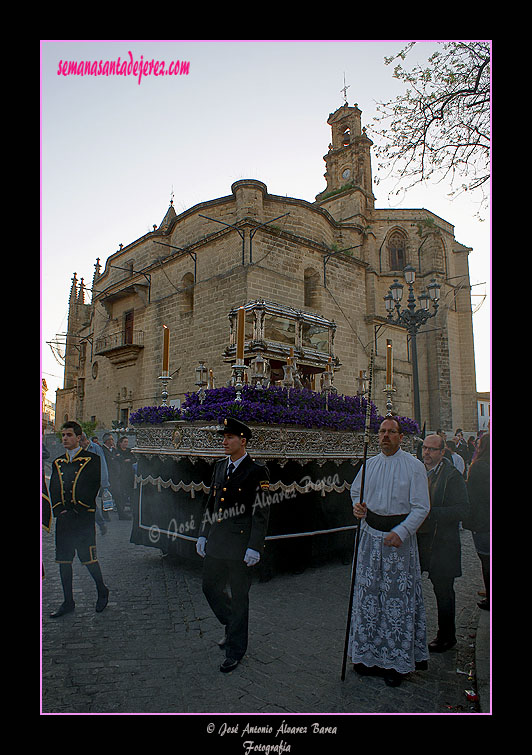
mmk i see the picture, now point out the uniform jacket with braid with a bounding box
[50,447,101,517]
[200,454,270,560]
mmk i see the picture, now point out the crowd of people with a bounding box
[436,427,486,477]
[87,432,137,526]
[43,418,490,688]
[348,421,490,687]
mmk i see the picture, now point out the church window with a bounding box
[434,238,446,275]
[387,232,407,271]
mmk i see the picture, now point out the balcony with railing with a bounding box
[94,329,144,366]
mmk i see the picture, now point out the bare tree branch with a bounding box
[370,41,491,214]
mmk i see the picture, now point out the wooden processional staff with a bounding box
[340,349,374,681]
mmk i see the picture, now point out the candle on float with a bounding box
[386,340,393,387]
[162,325,170,376]
[236,307,245,362]
[288,347,293,366]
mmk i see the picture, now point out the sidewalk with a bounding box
[475,608,490,713]
[41,515,490,716]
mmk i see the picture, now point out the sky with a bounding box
[41,40,491,406]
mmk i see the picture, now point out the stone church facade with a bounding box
[55,103,478,433]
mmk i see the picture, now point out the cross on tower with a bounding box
[341,73,350,104]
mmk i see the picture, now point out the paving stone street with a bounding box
[41,500,488,730]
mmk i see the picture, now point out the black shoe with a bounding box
[50,601,75,618]
[383,669,405,687]
[428,637,457,653]
[220,657,239,673]
[95,587,109,613]
[477,599,489,611]
[415,659,429,671]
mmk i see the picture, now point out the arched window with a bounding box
[181,272,194,313]
[387,231,406,271]
[304,268,320,309]
[434,238,446,275]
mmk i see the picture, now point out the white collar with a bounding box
[227,453,247,470]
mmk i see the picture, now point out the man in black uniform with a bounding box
[48,421,110,617]
[196,418,270,672]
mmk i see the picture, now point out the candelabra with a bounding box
[158,374,172,406]
[194,361,208,404]
[231,361,247,402]
[320,363,337,411]
[249,354,270,389]
[384,385,396,417]
[282,363,296,389]
[357,370,369,396]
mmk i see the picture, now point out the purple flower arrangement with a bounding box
[129,386,419,434]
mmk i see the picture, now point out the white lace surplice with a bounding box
[348,450,430,673]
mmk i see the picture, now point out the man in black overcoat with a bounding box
[114,436,135,520]
[196,418,270,672]
[418,434,470,652]
[101,433,119,517]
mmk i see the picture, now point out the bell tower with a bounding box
[315,102,375,220]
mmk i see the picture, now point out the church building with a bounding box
[55,102,478,432]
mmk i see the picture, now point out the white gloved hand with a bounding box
[196,536,207,558]
[244,548,260,566]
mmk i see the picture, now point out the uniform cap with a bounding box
[218,417,252,441]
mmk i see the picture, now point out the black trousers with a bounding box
[202,555,253,661]
[429,574,456,641]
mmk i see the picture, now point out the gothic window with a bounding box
[387,232,407,271]
[182,272,194,312]
[434,238,446,275]
[304,268,320,309]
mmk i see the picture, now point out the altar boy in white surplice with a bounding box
[349,417,430,687]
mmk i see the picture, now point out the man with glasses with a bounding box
[418,434,470,653]
[349,417,430,687]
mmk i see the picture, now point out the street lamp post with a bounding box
[384,265,441,427]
